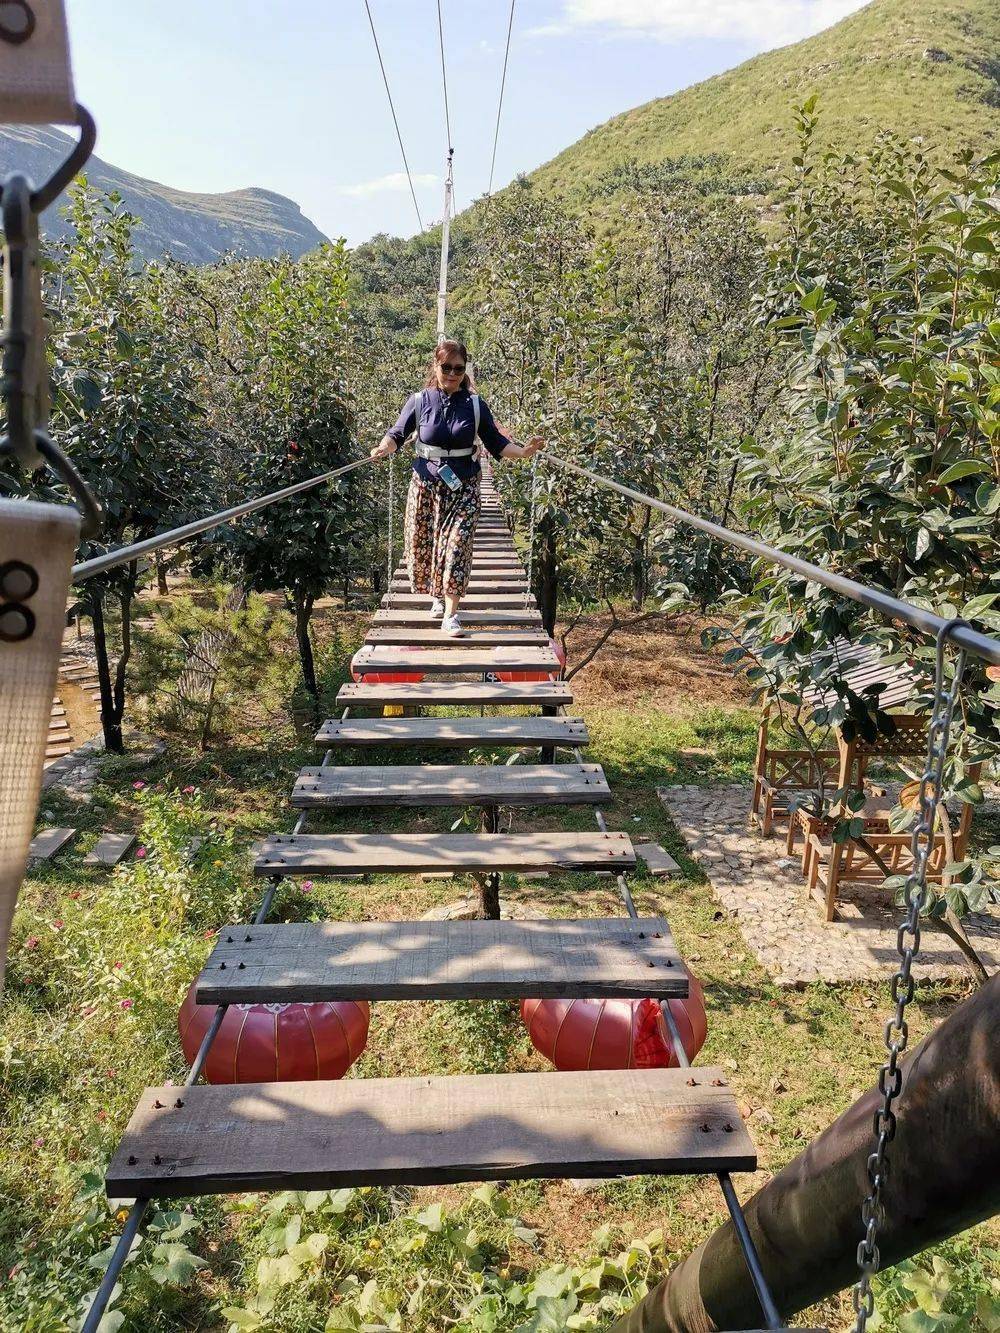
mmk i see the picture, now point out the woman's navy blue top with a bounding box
[387,386,510,482]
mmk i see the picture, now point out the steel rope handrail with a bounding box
[71,456,373,584]
[540,453,1000,667]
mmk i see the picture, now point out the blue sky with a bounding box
[67,1,867,247]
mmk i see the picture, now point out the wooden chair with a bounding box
[803,764,982,921]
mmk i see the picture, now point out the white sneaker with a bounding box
[430,598,445,617]
[441,613,463,636]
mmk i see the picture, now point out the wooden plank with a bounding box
[389,578,529,592]
[373,609,543,627]
[364,627,549,647]
[352,645,559,675]
[83,833,137,867]
[316,715,588,748]
[27,827,76,863]
[385,592,536,608]
[290,763,611,808]
[196,915,683,1004]
[254,829,632,876]
[106,1066,755,1198]
[337,680,572,707]
[637,844,681,877]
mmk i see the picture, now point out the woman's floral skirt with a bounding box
[404,471,480,598]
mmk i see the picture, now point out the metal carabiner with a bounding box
[0,433,101,539]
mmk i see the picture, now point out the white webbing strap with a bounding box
[0,0,76,125]
[0,499,79,991]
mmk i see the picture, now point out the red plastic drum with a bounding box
[521,970,707,1071]
[179,980,370,1084]
[494,637,566,684]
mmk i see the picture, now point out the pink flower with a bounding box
[113,962,123,970]
[135,847,147,860]
[81,1005,96,1016]
[24,937,38,950]
[120,999,133,1010]
[203,929,216,939]
[301,880,314,893]
[52,920,63,931]
[34,1137,44,1147]
[133,780,146,791]
[182,785,196,795]
[164,1078,174,1087]
[105,1070,116,1079]
[95,1109,106,1122]
[68,891,81,900]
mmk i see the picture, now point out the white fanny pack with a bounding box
[410,389,481,461]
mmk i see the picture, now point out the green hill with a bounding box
[0,125,328,263]
[530,0,1000,200]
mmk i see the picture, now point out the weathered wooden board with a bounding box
[637,844,681,877]
[27,827,77,863]
[352,646,560,675]
[83,833,138,867]
[106,1066,755,1197]
[337,680,572,707]
[364,627,549,647]
[254,829,632,876]
[373,609,543,627]
[196,915,683,1004]
[389,578,529,591]
[290,763,611,808]
[315,715,588,748]
[384,592,536,608]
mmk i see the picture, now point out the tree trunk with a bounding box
[631,530,647,611]
[611,974,1000,1332]
[293,589,319,726]
[475,808,503,919]
[536,514,558,638]
[111,563,137,745]
[90,590,123,754]
[155,550,168,596]
[372,563,384,601]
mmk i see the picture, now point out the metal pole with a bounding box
[72,456,372,584]
[436,150,454,343]
[542,454,1000,667]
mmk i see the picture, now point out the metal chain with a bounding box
[524,451,539,609]
[853,618,969,1332]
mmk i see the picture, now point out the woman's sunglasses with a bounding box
[439,362,466,375]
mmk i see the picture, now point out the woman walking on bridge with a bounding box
[371,340,544,635]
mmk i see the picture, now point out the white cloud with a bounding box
[340,171,439,198]
[530,0,870,47]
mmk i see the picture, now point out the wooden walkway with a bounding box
[108,465,756,1212]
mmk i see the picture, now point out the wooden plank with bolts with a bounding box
[364,627,549,647]
[315,715,588,748]
[106,1066,755,1197]
[196,915,684,1004]
[289,763,611,809]
[352,646,560,675]
[384,593,536,608]
[254,829,632,876]
[336,681,573,708]
[373,609,543,627]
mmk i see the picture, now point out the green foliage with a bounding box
[873,1244,1000,1331]
[220,1185,668,1332]
[132,587,295,748]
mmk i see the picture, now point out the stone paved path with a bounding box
[659,784,999,987]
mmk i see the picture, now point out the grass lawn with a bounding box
[1,612,995,1331]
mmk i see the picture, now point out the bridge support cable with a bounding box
[541,454,1000,668]
[71,457,372,584]
[486,0,517,201]
[362,0,425,233]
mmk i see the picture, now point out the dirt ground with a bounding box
[558,611,751,711]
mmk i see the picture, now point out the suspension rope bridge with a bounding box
[0,8,996,1333]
